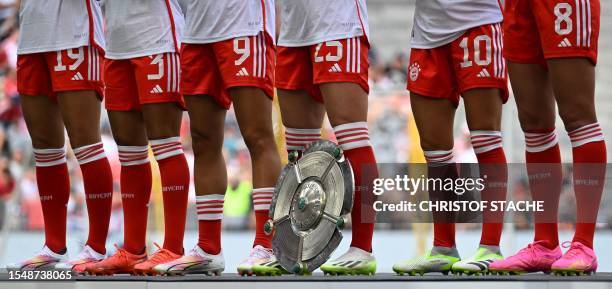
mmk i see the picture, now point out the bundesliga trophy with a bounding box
[264,140,355,275]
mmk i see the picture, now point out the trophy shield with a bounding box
[264,140,354,274]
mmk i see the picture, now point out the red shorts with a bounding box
[105,53,185,111]
[181,32,274,110]
[504,0,600,65]
[17,46,104,100]
[276,36,369,103]
[407,23,509,106]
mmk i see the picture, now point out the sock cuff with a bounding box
[73,142,106,165]
[34,146,67,167]
[285,127,321,151]
[196,194,224,220]
[333,122,371,150]
[150,137,184,161]
[118,145,150,166]
[253,187,274,211]
[524,128,559,153]
[470,130,503,154]
[424,150,454,166]
[568,123,604,148]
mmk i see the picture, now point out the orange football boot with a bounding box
[133,243,182,276]
[85,245,147,275]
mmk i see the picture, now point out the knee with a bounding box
[419,136,453,152]
[242,128,275,156]
[518,109,556,132]
[558,105,597,132]
[65,124,100,148]
[30,134,64,149]
[191,129,223,157]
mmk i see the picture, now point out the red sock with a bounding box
[151,137,190,254]
[470,131,507,246]
[252,188,273,248]
[34,147,70,253]
[74,142,113,254]
[424,150,457,248]
[569,123,606,249]
[525,129,562,249]
[196,194,224,254]
[334,122,377,252]
[118,145,152,254]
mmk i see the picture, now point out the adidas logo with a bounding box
[71,72,84,81]
[477,68,491,78]
[328,63,342,73]
[558,38,572,47]
[236,67,249,77]
[150,85,163,94]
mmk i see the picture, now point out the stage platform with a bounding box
[1,273,611,289]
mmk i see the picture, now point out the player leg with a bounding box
[132,53,190,274]
[46,47,113,273]
[232,87,283,275]
[7,54,70,270]
[549,59,604,275]
[85,60,150,275]
[251,45,325,277]
[529,0,604,275]
[154,45,226,276]
[312,37,377,276]
[440,24,508,275]
[488,0,565,275]
[392,94,462,276]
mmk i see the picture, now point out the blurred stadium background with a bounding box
[0,0,610,272]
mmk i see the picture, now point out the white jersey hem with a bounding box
[278,31,366,47]
[410,19,503,49]
[17,41,91,55]
[182,30,264,45]
[105,47,177,60]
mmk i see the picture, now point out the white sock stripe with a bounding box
[150,137,183,160]
[333,122,368,133]
[568,123,600,138]
[196,194,224,218]
[339,140,371,151]
[254,204,271,211]
[33,146,66,155]
[253,188,273,211]
[197,213,224,221]
[523,130,559,153]
[118,145,149,152]
[424,150,454,164]
[150,137,181,146]
[118,146,149,166]
[196,194,225,202]
[285,128,322,135]
[569,123,604,147]
[74,143,106,163]
[470,130,502,137]
[34,147,67,166]
[470,131,503,154]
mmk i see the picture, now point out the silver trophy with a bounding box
[264,140,354,274]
